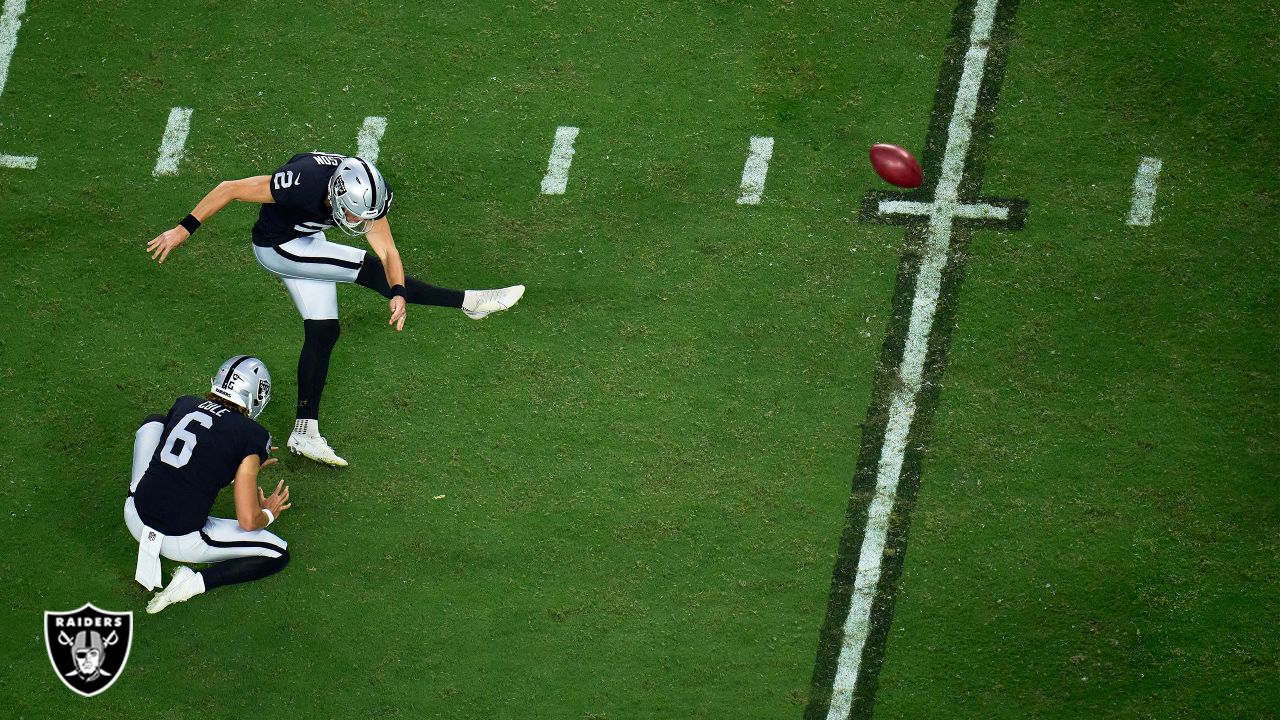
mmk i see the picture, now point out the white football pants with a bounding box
[252,232,367,320]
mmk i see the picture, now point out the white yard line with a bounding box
[0,152,34,168]
[0,0,26,98]
[1126,156,1162,226]
[539,125,579,195]
[152,107,194,177]
[736,136,774,205]
[357,115,388,164]
[0,0,34,171]
[826,1,999,717]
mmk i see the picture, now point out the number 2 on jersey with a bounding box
[160,411,213,468]
[272,170,300,189]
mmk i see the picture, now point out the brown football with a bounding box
[869,143,923,189]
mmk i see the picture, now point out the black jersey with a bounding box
[132,395,272,535]
[251,152,394,247]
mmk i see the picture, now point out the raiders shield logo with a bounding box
[44,603,133,697]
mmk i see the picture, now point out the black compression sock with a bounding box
[297,319,340,420]
[356,254,464,308]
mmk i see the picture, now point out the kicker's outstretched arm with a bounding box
[147,176,274,263]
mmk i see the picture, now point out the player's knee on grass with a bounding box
[200,549,291,591]
[139,413,166,428]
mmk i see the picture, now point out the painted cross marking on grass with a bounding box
[0,0,36,170]
[808,1,1027,719]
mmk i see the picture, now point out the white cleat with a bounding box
[147,566,203,614]
[462,285,525,320]
[288,432,349,467]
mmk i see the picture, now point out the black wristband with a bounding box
[179,214,201,235]
[390,284,406,299]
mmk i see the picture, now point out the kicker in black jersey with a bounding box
[251,152,395,248]
[132,395,271,535]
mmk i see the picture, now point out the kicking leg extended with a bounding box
[355,253,525,319]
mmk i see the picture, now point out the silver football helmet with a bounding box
[328,156,391,236]
[210,356,272,419]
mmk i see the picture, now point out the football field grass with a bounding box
[0,1,1275,718]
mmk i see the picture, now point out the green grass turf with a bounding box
[0,0,1275,718]
[873,1,1279,718]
